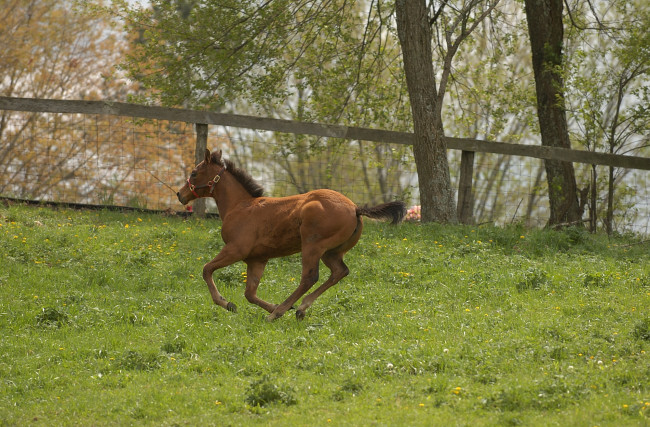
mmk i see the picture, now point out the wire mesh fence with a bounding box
[1,110,648,235]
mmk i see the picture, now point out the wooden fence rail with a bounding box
[1,96,648,223]
[2,97,649,170]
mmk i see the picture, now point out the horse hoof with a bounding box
[226,302,237,313]
[266,311,283,322]
[296,309,305,321]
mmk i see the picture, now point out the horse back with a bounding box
[220,189,358,260]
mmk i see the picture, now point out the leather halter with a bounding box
[186,165,225,198]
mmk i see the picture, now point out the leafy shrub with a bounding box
[333,377,364,401]
[582,272,611,288]
[117,350,162,371]
[161,336,186,354]
[245,376,297,407]
[36,307,68,328]
[563,226,588,245]
[516,268,549,291]
[633,319,650,341]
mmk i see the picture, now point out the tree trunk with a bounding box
[395,0,457,223]
[524,0,582,227]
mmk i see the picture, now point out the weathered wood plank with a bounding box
[445,137,650,170]
[192,123,209,217]
[1,96,649,171]
[457,150,475,224]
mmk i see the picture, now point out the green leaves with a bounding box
[245,375,297,407]
[35,306,69,328]
[115,0,410,129]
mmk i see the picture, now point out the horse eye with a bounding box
[191,171,197,178]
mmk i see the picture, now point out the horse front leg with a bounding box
[244,259,277,313]
[203,245,242,313]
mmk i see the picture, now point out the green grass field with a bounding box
[1,203,649,426]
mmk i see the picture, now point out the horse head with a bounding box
[177,148,226,205]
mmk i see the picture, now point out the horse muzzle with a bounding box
[177,189,189,205]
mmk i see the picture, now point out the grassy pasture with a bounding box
[0,203,649,426]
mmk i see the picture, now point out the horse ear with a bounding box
[210,149,223,164]
[204,148,211,164]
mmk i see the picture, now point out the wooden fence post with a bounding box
[590,164,597,233]
[194,123,208,217]
[457,150,475,224]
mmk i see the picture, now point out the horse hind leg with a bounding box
[266,247,323,322]
[296,251,349,321]
[293,214,360,320]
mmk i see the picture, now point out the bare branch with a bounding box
[428,0,448,26]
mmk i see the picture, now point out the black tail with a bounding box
[356,201,407,225]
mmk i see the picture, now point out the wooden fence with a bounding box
[1,96,649,224]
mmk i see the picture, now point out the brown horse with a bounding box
[177,149,406,321]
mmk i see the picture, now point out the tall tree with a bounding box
[395,0,456,222]
[524,0,582,226]
[430,1,536,225]
[395,0,501,223]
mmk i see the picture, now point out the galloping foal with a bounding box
[177,149,406,321]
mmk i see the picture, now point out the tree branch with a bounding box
[428,0,448,26]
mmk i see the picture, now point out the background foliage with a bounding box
[1,0,648,229]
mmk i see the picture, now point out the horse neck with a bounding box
[211,171,254,218]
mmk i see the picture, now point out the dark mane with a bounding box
[223,158,264,197]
